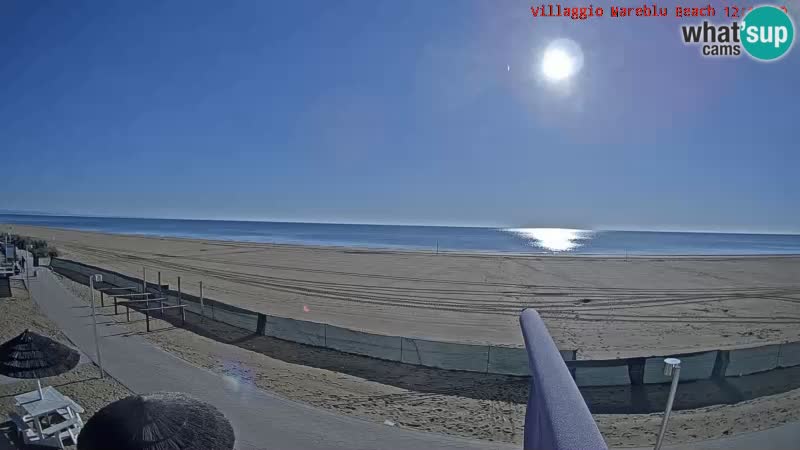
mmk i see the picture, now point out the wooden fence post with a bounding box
[177,276,183,325]
[200,281,205,319]
[256,314,267,335]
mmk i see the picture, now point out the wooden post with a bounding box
[144,267,149,310]
[146,308,150,332]
[126,305,130,322]
[114,297,118,315]
[100,290,104,308]
[200,281,205,319]
[181,306,186,326]
[256,313,267,335]
[178,276,184,326]
[712,350,730,378]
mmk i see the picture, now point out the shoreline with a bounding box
[4,223,800,259]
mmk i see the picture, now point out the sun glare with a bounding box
[541,39,583,82]
[505,228,592,252]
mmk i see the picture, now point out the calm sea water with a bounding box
[1,214,799,255]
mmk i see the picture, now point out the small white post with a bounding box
[37,379,43,400]
[655,358,681,450]
[90,274,105,379]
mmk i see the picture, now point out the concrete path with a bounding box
[23,265,516,450]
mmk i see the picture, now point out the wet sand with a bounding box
[8,224,800,359]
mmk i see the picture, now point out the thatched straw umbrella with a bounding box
[0,329,80,398]
[78,392,235,450]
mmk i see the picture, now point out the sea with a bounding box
[1,214,799,256]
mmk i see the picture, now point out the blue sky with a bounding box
[1,1,797,232]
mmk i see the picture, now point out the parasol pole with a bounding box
[90,274,105,379]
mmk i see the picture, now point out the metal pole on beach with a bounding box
[158,271,163,316]
[143,266,148,309]
[90,274,105,379]
[654,358,681,450]
[177,276,185,325]
[200,281,205,319]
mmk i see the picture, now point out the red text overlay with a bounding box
[530,3,789,20]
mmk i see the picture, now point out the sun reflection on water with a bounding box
[505,228,592,252]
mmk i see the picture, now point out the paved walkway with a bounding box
[23,265,515,450]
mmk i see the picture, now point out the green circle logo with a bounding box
[741,6,795,61]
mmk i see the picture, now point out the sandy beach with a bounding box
[4,225,800,446]
[7,224,800,360]
[46,271,800,446]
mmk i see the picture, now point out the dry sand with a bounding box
[4,239,798,448]
[54,269,800,447]
[9,224,800,359]
[0,279,131,450]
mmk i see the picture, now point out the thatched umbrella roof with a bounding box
[0,329,80,379]
[78,392,235,450]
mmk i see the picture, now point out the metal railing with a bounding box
[520,309,607,450]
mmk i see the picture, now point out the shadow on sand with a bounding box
[134,302,800,413]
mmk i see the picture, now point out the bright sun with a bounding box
[541,39,583,82]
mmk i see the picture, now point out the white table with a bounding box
[14,386,82,447]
